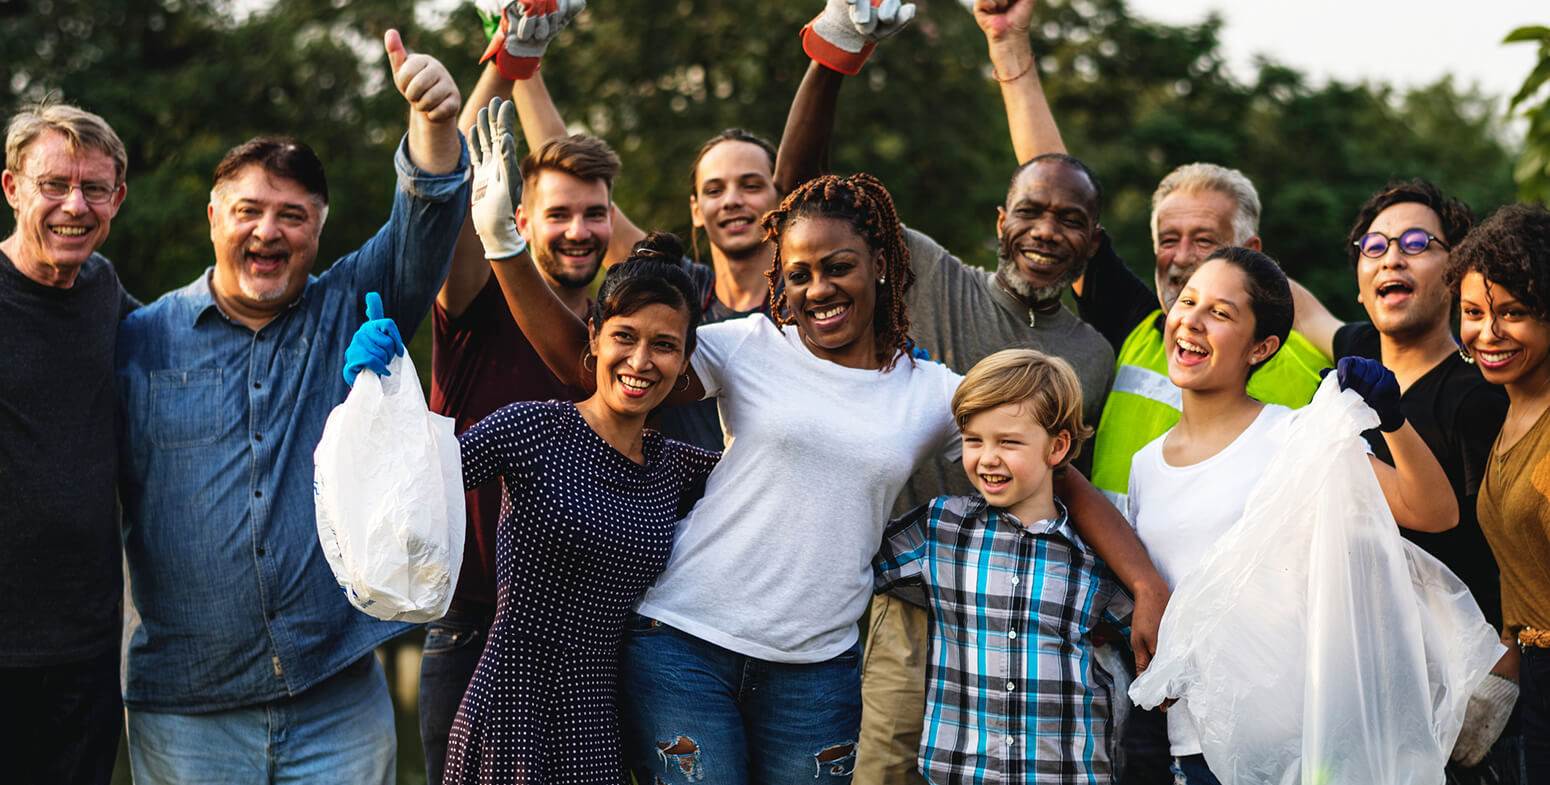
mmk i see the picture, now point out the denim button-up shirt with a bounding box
[116,137,468,712]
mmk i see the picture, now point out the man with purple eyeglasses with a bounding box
[1294,178,1521,784]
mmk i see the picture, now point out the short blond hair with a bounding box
[951,349,1094,470]
[5,100,126,184]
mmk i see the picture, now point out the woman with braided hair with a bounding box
[483,166,1152,782]
[488,171,951,782]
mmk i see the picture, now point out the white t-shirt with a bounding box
[1127,403,1293,757]
[635,315,962,663]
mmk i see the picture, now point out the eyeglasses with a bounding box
[13,173,119,204]
[1354,228,1448,259]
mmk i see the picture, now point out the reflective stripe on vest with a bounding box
[1113,363,1183,411]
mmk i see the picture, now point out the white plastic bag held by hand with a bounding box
[314,352,465,623]
[1130,374,1504,785]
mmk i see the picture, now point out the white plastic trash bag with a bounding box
[314,353,465,623]
[1130,374,1504,785]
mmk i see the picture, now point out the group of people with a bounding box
[3,2,1548,785]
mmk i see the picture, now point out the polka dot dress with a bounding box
[444,401,718,784]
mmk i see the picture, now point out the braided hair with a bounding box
[760,173,915,372]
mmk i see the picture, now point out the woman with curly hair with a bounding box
[1449,203,1550,777]
[482,165,1158,783]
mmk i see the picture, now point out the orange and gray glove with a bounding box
[801,0,917,75]
[479,0,585,80]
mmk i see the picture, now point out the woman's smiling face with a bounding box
[779,215,881,370]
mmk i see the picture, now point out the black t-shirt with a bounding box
[1,250,138,665]
[1333,322,1509,627]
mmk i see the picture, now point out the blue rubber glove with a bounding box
[907,341,932,362]
[1330,356,1404,432]
[343,292,405,386]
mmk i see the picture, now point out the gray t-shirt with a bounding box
[900,227,1115,509]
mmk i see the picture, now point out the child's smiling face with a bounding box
[960,401,1070,524]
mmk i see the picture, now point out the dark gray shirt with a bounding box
[899,228,1115,509]
[0,249,137,666]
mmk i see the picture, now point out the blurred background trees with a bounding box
[1,0,1535,328]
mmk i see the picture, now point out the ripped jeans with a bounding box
[619,615,861,785]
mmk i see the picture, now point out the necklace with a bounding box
[992,273,1063,328]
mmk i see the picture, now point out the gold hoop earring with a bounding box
[1458,347,1476,365]
[582,352,597,373]
[675,374,691,392]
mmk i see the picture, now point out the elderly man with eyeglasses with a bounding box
[0,100,139,785]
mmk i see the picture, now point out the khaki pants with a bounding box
[854,593,931,785]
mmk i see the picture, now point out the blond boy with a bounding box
[875,349,1132,784]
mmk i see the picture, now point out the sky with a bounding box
[1126,0,1544,108]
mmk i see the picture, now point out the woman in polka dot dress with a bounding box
[346,234,718,783]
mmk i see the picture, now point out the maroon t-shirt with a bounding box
[430,275,587,607]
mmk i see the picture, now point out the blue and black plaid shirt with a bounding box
[874,494,1132,785]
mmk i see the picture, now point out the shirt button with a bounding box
[1008,629,1018,640]
[1004,736,1015,746]
[1007,681,1016,691]
[254,490,263,498]
[256,547,267,556]
[1010,576,1020,585]
[267,611,276,620]
[255,333,266,341]
[254,433,263,442]
[253,381,262,389]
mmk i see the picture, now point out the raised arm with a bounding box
[774,62,843,195]
[1289,277,1343,360]
[471,98,707,405]
[509,57,646,268]
[1334,357,1458,532]
[1053,468,1169,670]
[775,0,917,194]
[385,30,463,175]
[440,63,523,317]
[974,0,1065,163]
[1372,424,1459,532]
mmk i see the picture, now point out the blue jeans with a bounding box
[1170,754,1223,785]
[126,654,394,785]
[619,615,862,785]
[417,602,494,785]
[0,646,122,785]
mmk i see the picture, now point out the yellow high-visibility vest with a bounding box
[1090,310,1330,511]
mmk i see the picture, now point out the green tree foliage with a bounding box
[0,0,1523,326]
[1506,24,1550,205]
